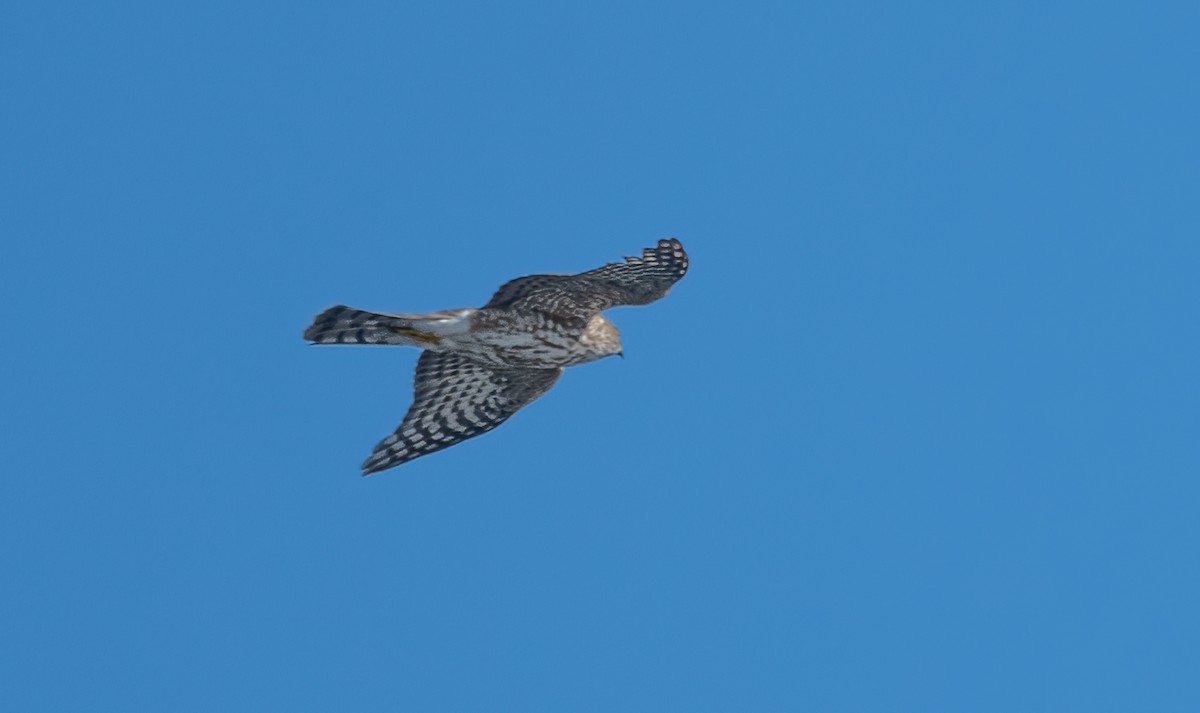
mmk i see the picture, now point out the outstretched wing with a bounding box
[362,352,561,474]
[484,238,688,317]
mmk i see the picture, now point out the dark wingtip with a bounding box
[652,237,688,277]
[361,453,394,476]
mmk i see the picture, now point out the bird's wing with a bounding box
[361,351,561,474]
[483,274,570,309]
[483,238,689,317]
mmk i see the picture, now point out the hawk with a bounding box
[304,238,689,474]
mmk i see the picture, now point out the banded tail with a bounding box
[304,305,450,346]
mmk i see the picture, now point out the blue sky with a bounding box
[2,1,1198,710]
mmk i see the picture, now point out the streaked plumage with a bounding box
[304,237,688,474]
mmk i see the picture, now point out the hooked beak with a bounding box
[617,351,625,359]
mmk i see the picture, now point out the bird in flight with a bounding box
[304,238,689,475]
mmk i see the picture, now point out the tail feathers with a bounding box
[304,305,441,346]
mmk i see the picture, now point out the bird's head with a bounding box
[580,314,624,361]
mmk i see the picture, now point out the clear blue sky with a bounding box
[3,1,1197,710]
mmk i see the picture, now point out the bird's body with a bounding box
[306,305,621,369]
[304,238,688,474]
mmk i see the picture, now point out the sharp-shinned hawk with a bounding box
[304,238,689,474]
